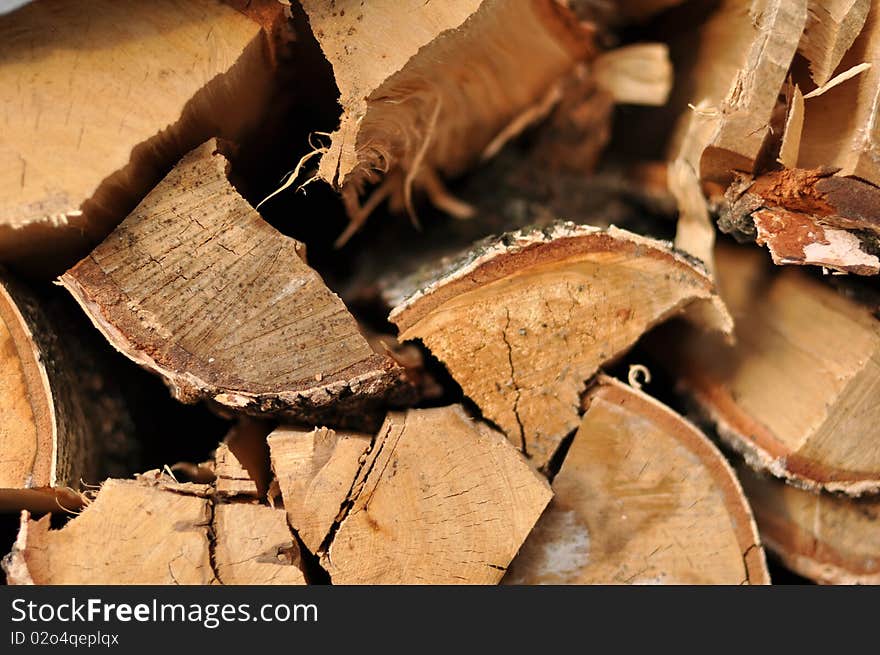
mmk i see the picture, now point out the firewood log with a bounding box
[60,140,408,427]
[269,407,551,584]
[0,0,281,275]
[0,273,137,513]
[388,223,731,469]
[737,464,879,585]
[648,243,880,495]
[505,377,769,584]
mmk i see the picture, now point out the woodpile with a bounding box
[2,0,878,585]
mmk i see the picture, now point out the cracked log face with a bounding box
[0,273,133,513]
[300,0,591,232]
[389,224,730,469]
[60,140,405,424]
[0,0,277,274]
[3,469,309,585]
[3,478,215,585]
[721,169,880,275]
[268,426,373,555]
[738,465,880,585]
[269,406,551,584]
[649,244,880,495]
[505,377,769,585]
[214,503,306,585]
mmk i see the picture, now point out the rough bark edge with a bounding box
[675,372,880,497]
[588,376,771,585]
[388,222,732,335]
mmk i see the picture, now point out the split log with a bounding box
[669,0,806,183]
[3,468,310,585]
[0,0,279,274]
[505,377,769,585]
[798,0,871,86]
[213,503,306,585]
[60,140,406,426]
[649,243,880,494]
[299,0,593,238]
[213,418,274,500]
[0,272,137,513]
[267,426,373,555]
[267,406,551,584]
[3,478,215,585]
[798,3,880,186]
[389,223,731,469]
[738,465,879,585]
[720,169,880,275]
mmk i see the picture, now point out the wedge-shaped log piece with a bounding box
[0,272,135,513]
[300,0,591,235]
[0,0,277,274]
[722,169,880,275]
[214,503,306,585]
[798,3,880,186]
[268,426,372,555]
[738,466,879,585]
[3,479,215,585]
[798,0,870,86]
[505,377,769,585]
[650,244,880,494]
[61,140,404,422]
[321,406,551,584]
[667,0,806,183]
[389,223,730,469]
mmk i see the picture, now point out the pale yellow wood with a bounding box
[301,0,590,232]
[739,466,880,584]
[779,86,805,168]
[593,44,672,106]
[214,443,258,499]
[0,0,272,271]
[505,378,769,585]
[0,292,43,489]
[652,243,880,494]
[799,0,870,86]
[390,224,729,469]
[60,140,402,419]
[699,0,807,181]
[321,406,552,584]
[798,2,880,185]
[267,426,372,554]
[4,479,215,585]
[214,503,306,585]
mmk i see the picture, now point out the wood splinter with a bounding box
[505,377,769,585]
[389,223,731,469]
[61,140,407,426]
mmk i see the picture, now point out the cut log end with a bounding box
[60,140,407,425]
[389,223,730,469]
[505,377,769,585]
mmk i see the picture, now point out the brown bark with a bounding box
[389,223,731,470]
[60,140,408,427]
[0,272,137,513]
[648,243,880,495]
